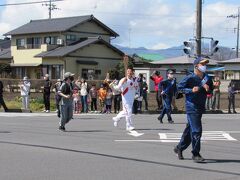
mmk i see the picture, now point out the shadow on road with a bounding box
[0,140,240,176]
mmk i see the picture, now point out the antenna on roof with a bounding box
[42,0,60,19]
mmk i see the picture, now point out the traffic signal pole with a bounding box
[236,7,240,58]
[196,0,202,57]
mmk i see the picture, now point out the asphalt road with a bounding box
[0,112,240,180]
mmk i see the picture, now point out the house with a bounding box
[2,15,125,79]
[219,58,240,80]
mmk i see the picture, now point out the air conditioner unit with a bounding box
[57,38,63,45]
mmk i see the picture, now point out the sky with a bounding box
[0,0,239,50]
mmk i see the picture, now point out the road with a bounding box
[0,113,239,180]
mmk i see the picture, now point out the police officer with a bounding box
[58,72,74,131]
[43,74,52,112]
[174,57,213,163]
[157,70,176,123]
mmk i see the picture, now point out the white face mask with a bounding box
[198,65,206,73]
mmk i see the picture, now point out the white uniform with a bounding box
[112,77,139,131]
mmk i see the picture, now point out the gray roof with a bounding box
[0,39,11,49]
[4,15,119,37]
[219,58,240,64]
[35,37,124,58]
[0,49,12,59]
[151,56,217,65]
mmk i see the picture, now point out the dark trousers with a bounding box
[91,98,97,111]
[81,95,88,113]
[143,93,148,110]
[0,95,8,111]
[159,96,172,121]
[43,93,50,111]
[113,94,121,113]
[177,113,202,156]
[228,95,235,112]
[156,90,162,109]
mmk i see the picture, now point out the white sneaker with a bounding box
[46,110,50,113]
[126,126,135,131]
[112,117,119,127]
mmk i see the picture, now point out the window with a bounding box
[16,39,25,49]
[44,36,58,45]
[66,34,76,41]
[26,37,42,49]
[82,69,101,80]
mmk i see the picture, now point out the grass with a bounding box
[5,96,56,112]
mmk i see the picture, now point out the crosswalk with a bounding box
[116,131,238,142]
[159,131,237,142]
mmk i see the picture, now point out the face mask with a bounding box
[143,79,146,82]
[198,65,206,73]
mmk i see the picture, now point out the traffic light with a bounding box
[210,39,219,54]
[183,41,194,55]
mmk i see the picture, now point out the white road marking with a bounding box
[115,131,238,142]
[127,130,144,137]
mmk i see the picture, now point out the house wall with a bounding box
[223,64,240,80]
[69,21,111,42]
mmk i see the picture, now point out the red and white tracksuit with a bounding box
[114,77,139,129]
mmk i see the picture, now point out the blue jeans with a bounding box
[177,113,202,156]
[159,96,172,121]
[81,95,88,112]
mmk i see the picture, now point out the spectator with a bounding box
[53,79,62,114]
[43,74,52,112]
[105,87,113,113]
[19,77,31,110]
[110,80,121,114]
[142,77,149,111]
[212,76,221,110]
[98,83,107,113]
[80,78,88,113]
[205,92,213,110]
[0,80,8,112]
[137,74,144,112]
[150,70,163,111]
[228,82,238,114]
[89,84,98,112]
[73,87,81,114]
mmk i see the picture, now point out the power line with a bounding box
[0,0,64,6]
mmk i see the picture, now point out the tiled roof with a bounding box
[35,37,124,58]
[4,15,118,37]
[0,49,12,59]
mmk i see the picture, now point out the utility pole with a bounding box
[42,0,59,19]
[237,7,240,58]
[196,0,202,57]
[227,7,240,58]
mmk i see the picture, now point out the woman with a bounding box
[80,78,88,113]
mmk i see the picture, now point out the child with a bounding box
[89,84,98,112]
[72,87,81,114]
[98,84,107,113]
[105,87,113,113]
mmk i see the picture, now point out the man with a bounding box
[142,77,149,111]
[0,80,8,112]
[150,70,163,111]
[111,79,121,114]
[111,67,139,131]
[211,76,221,110]
[157,70,176,124]
[58,72,74,131]
[43,74,52,112]
[174,57,213,163]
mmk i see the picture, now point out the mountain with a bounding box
[114,44,184,59]
[114,44,236,61]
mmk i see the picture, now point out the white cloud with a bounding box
[151,43,170,50]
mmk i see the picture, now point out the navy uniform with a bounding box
[174,57,213,163]
[43,74,52,112]
[157,70,176,123]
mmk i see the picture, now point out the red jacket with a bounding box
[150,75,163,91]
